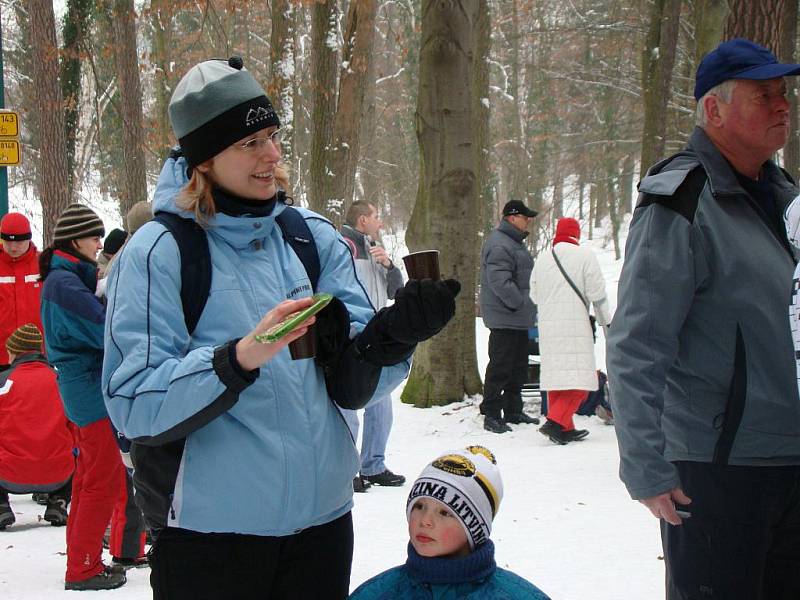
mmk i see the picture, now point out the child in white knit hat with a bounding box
[350,446,550,599]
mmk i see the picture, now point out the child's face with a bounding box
[408,497,470,558]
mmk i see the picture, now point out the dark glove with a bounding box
[378,278,461,345]
[314,296,351,368]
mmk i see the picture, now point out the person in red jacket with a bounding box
[0,213,43,369]
[0,323,75,530]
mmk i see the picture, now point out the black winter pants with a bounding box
[480,328,528,418]
[149,511,354,600]
[662,461,800,600]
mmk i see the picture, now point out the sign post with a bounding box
[0,19,7,218]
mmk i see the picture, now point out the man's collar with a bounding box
[498,219,529,242]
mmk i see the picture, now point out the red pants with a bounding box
[65,418,142,582]
[546,390,588,431]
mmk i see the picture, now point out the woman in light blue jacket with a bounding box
[102,57,459,600]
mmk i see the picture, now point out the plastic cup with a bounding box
[402,250,440,281]
[288,324,317,360]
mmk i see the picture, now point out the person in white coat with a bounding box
[531,217,610,444]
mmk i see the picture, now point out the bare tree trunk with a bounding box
[324,0,378,227]
[401,0,483,407]
[725,0,786,52]
[110,0,148,218]
[621,153,636,214]
[640,0,682,172]
[779,0,799,178]
[308,0,339,214]
[149,0,175,163]
[28,0,70,244]
[269,0,295,181]
[693,0,729,66]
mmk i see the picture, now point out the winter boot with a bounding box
[44,497,69,526]
[32,492,49,506]
[505,412,540,425]
[539,419,571,445]
[65,570,126,591]
[353,475,371,493]
[362,469,406,487]
[112,556,149,570]
[564,428,589,441]
[483,415,512,434]
[595,405,614,425]
[0,501,14,530]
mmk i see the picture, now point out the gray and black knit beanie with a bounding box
[168,56,280,167]
[6,323,43,355]
[53,204,105,243]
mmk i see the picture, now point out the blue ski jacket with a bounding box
[102,155,409,536]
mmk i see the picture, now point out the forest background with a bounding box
[2,0,794,407]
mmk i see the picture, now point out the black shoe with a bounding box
[44,498,68,526]
[65,570,127,591]
[112,556,149,570]
[32,492,49,506]
[539,419,571,445]
[353,475,371,493]
[362,470,406,487]
[0,502,14,530]
[483,415,512,434]
[104,563,126,576]
[565,428,589,441]
[505,412,540,425]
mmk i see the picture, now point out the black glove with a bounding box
[377,278,460,345]
[314,296,351,368]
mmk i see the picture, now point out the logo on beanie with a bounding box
[246,106,277,128]
[432,454,475,477]
[465,445,496,464]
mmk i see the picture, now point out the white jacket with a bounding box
[531,242,610,391]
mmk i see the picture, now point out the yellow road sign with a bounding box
[0,140,20,165]
[0,112,18,137]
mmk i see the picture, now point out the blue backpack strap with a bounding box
[153,211,211,336]
[275,203,320,292]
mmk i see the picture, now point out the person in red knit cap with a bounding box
[0,323,74,530]
[0,212,43,369]
[531,217,611,444]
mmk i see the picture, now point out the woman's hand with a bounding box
[235,297,316,371]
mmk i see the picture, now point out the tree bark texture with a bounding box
[60,0,92,199]
[148,0,175,163]
[401,0,483,408]
[324,0,378,227]
[28,0,71,245]
[110,0,148,218]
[269,0,295,174]
[640,0,681,172]
[779,0,799,178]
[724,0,786,52]
[693,0,729,67]
[308,0,339,214]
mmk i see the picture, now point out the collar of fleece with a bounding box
[404,539,496,585]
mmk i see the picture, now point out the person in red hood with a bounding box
[0,213,43,369]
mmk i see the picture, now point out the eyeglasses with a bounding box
[239,129,282,152]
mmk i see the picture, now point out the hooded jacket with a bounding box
[340,224,403,309]
[608,127,800,501]
[102,155,409,536]
[41,251,108,427]
[0,352,74,487]
[0,245,42,365]
[479,221,535,330]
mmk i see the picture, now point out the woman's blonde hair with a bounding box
[177,161,291,226]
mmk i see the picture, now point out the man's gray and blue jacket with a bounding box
[608,127,800,500]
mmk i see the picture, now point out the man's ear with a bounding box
[705,95,723,127]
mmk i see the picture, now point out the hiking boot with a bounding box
[539,419,571,445]
[564,428,589,441]
[505,412,540,425]
[65,570,126,591]
[104,563,126,576]
[483,415,512,434]
[44,498,68,526]
[32,492,49,506]
[112,556,149,570]
[362,470,406,487]
[353,475,371,493]
[0,502,14,530]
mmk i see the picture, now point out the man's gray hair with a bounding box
[696,79,738,127]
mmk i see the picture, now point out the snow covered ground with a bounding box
[0,218,665,599]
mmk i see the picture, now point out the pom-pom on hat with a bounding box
[0,212,32,241]
[53,204,105,243]
[168,56,280,167]
[406,446,503,550]
[554,217,581,246]
[6,323,43,355]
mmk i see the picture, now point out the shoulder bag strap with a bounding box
[551,248,590,311]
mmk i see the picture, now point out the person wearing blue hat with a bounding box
[608,38,800,599]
